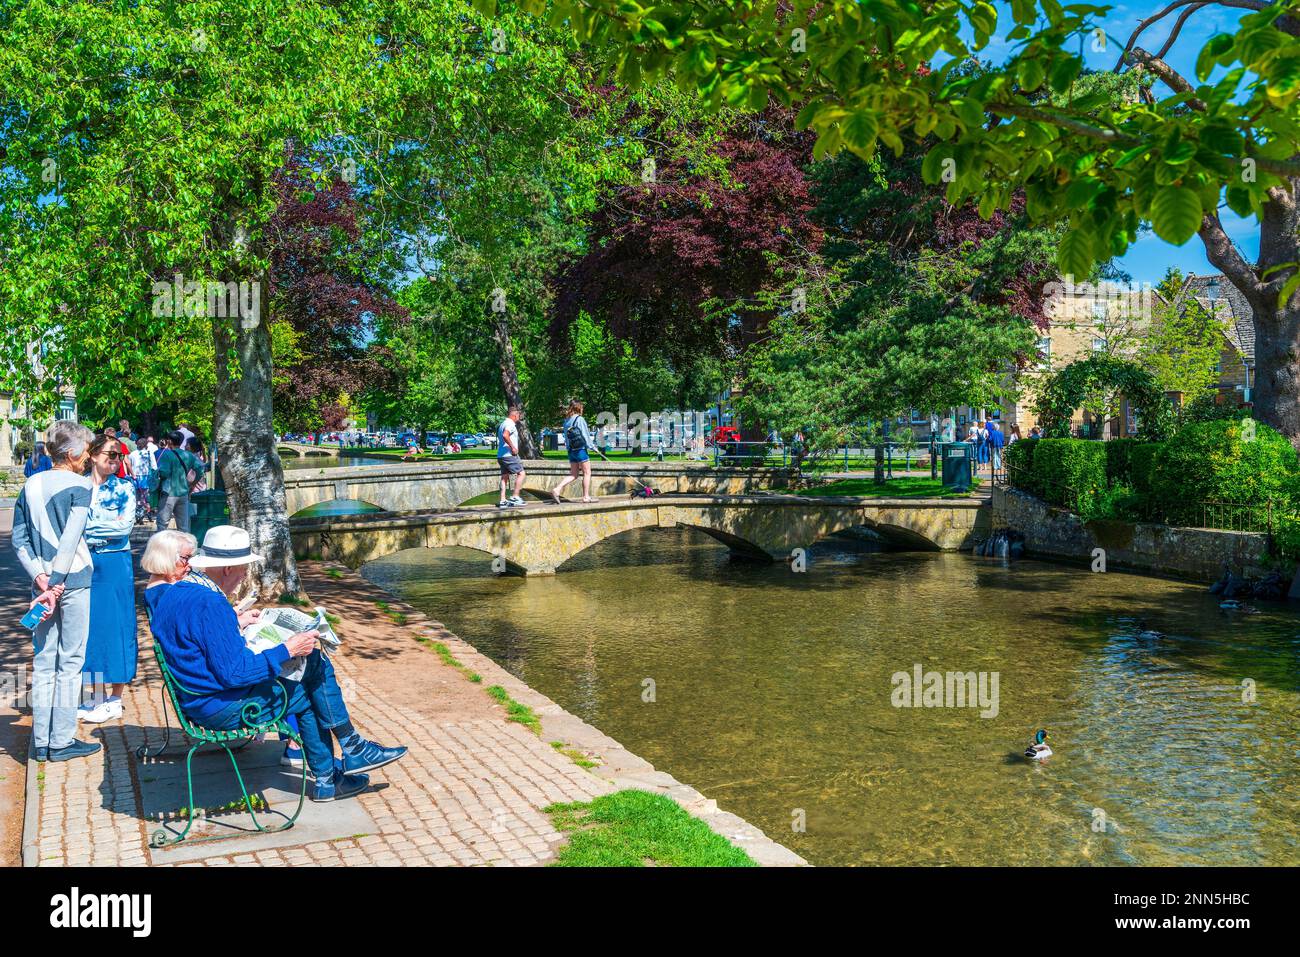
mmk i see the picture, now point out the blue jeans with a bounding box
[203,650,347,778]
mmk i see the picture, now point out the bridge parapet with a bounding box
[282,460,795,516]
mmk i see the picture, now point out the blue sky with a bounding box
[969,3,1256,283]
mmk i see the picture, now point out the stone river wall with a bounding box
[992,486,1272,582]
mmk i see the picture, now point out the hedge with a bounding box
[1128,442,1163,497]
[1027,439,1107,509]
[1148,419,1299,526]
[1004,437,1038,495]
[1008,421,1300,535]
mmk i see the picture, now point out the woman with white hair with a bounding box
[145,525,407,801]
[12,420,101,762]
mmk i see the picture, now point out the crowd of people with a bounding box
[23,419,211,531]
[12,420,406,801]
[963,419,1014,473]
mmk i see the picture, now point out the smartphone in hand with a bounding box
[22,604,47,629]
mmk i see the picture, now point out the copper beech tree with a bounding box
[503,0,1300,444]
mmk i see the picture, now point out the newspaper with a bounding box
[241,606,341,682]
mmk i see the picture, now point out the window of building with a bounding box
[1091,337,1107,352]
[1036,336,1051,369]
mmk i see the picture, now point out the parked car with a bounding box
[708,425,743,456]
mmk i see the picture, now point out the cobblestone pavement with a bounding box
[15,551,805,867]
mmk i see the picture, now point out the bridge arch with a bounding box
[290,497,977,575]
[289,498,386,520]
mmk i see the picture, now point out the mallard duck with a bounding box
[1024,729,1053,760]
[1220,600,1259,613]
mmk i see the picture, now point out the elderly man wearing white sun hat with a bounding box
[143,525,407,801]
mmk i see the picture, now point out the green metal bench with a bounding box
[136,640,308,848]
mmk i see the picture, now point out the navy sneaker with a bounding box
[46,740,102,762]
[33,746,48,762]
[312,769,369,802]
[341,739,408,776]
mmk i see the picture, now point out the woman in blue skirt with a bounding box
[80,434,138,724]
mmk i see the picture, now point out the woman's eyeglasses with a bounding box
[104,450,121,460]
[178,553,193,566]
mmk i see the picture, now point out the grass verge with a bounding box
[544,790,756,867]
[550,740,599,770]
[415,636,482,683]
[485,685,541,735]
[374,600,407,626]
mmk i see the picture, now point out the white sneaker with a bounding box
[508,496,526,507]
[80,699,123,724]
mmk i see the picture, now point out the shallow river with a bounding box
[363,528,1300,866]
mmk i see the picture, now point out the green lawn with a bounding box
[795,476,980,499]
[545,790,757,867]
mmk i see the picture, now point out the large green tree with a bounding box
[0,1,639,591]
[737,145,1056,444]
[510,0,1300,445]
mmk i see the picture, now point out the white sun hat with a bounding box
[188,525,266,568]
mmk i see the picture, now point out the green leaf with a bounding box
[921,146,951,185]
[1224,185,1255,217]
[842,110,878,151]
[1017,58,1045,92]
[1057,228,1094,280]
[1150,186,1203,245]
[1280,270,1300,310]
[1048,55,1081,94]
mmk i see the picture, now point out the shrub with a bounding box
[1275,515,1300,564]
[1149,419,1299,526]
[1030,439,1107,509]
[1005,437,1038,494]
[1128,442,1164,497]
[1178,392,1243,426]
[1104,439,1137,485]
[1080,483,1144,523]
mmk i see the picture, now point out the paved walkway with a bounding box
[3,519,804,867]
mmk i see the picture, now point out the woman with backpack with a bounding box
[551,399,595,504]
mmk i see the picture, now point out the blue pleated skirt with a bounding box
[84,549,138,684]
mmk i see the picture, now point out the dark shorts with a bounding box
[567,448,589,463]
[498,454,524,475]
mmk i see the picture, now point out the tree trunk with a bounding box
[213,272,302,599]
[491,312,538,459]
[1251,303,1300,441]
[1201,174,1300,447]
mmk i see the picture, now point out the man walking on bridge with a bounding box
[497,406,526,509]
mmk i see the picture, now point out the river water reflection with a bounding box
[363,527,1300,866]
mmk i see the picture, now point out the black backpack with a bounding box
[564,417,587,451]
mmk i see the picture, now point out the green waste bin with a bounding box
[190,489,229,544]
[941,442,973,492]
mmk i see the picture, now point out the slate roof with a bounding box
[1175,274,1254,363]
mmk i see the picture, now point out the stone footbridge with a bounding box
[290,494,990,575]
[282,460,794,516]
